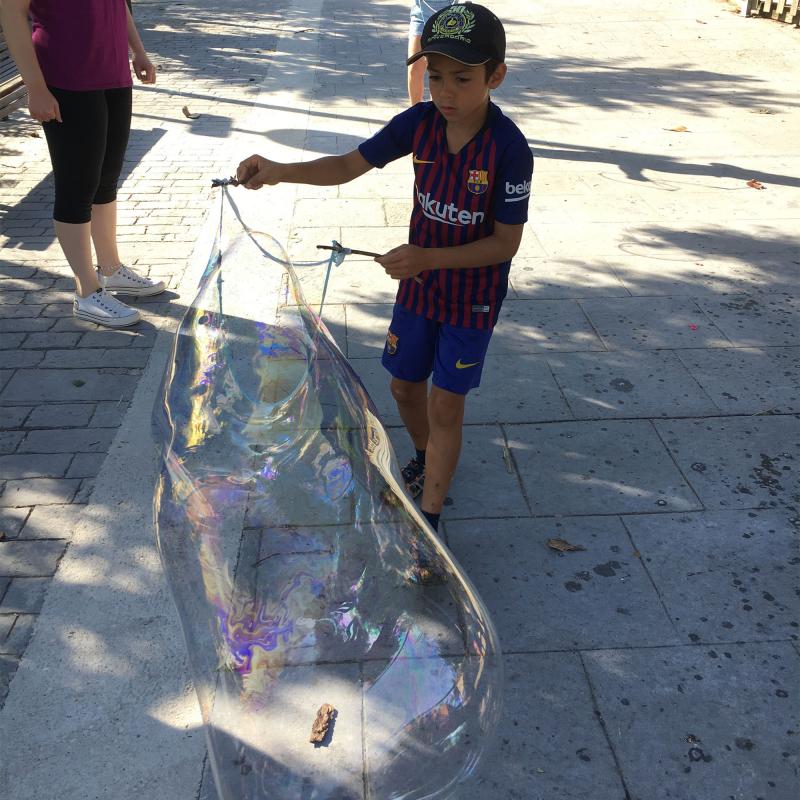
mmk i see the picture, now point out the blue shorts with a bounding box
[381,305,494,395]
[409,0,456,37]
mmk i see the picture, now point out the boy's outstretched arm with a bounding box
[236,149,372,190]
[377,221,525,281]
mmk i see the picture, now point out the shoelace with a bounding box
[116,265,148,284]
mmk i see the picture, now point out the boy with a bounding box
[237,3,533,532]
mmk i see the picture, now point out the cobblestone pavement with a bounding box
[0,0,292,704]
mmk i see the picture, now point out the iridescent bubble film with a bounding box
[152,208,502,799]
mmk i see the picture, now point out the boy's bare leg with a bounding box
[54,220,101,298]
[407,35,425,104]
[390,377,429,450]
[91,200,122,275]
[420,385,465,514]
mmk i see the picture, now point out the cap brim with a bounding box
[406,42,491,67]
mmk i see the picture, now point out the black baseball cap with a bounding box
[406,3,505,67]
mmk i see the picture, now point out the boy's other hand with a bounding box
[376,245,428,280]
[236,155,282,190]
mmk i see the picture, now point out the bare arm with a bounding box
[236,149,373,189]
[0,0,60,120]
[126,5,155,83]
[376,221,525,279]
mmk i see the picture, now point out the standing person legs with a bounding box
[42,88,107,298]
[92,87,132,275]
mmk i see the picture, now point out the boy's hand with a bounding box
[236,155,283,190]
[376,245,428,280]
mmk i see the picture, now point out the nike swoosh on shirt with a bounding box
[455,359,480,369]
[413,156,436,164]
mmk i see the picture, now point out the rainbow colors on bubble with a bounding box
[152,220,502,799]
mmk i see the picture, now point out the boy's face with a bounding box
[425,53,507,126]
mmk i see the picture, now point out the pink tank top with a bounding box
[30,0,132,91]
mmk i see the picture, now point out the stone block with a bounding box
[0,507,29,539]
[20,503,85,539]
[506,420,702,515]
[25,403,95,428]
[493,299,605,353]
[583,643,799,800]
[0,407,32,428]
[510,257,631,300]
[0,369,139,403]
[623,509,799,642]
[0,349,43,368]
[0,577,49,613]
[677,347,800,414]
[66,453,106,478]
[19,428,116,454]
[1,613,35,655]
[0,453,72,479]
[0,653,20,703]
[653,415,800,513]
[21,332,82,349]
[698,294,799,347]
[447,515,678,650]
[473,653,626,799]
[0,540,67,576]
[0,431,23,454]
[547,349,719,419]
[0,478,79,507]
[579,296,731,350]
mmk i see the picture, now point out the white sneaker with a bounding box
[73,288,140,328]
[98,264,165,297]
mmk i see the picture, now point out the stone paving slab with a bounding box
[622,509,799,643]
[697,293,800,347]
[446,515,679,652]
[0,368,140,405]
[676,346,800,415]
[583,643,800,800]
[493,299,606,354]
[547,349,720,419]
[506,420,702,516]
[578,296,733,350]
[474,652,627,799]
[509,256,632,300]
[653,414,800,512]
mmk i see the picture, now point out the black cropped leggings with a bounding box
[41,86,132,224]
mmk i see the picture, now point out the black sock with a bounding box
[422,510,439,531]
[415,448,426,466]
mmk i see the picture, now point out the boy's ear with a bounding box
[487,63,507,90]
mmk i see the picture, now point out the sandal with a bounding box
[401,457,425,499]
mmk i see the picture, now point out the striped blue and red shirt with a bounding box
[359,101,532,329]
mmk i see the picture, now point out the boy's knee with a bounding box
[390,377,425,405]
[428,387,465,429]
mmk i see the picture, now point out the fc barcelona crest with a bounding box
[467,169,489,195]
[385,331,399,355]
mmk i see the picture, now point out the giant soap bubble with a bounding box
[152,198,503,799]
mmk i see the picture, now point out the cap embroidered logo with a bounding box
[430,6,476,44]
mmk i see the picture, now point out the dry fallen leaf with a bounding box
[182,105,201,120]
[310,703,336,744]
[666,125,689,132]
[746,179,766,190]
[547,537,586,553]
